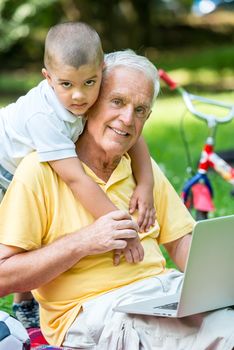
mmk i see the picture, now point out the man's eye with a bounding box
[61,82,72,88]
[135,106,146,115]
[85,80,96,86]
[112,99,122,106]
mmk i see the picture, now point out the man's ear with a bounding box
[146,110,152,120]
[102,62,106,72]
[42,68,52,85]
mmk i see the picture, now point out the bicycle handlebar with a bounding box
[159,69,234,126]
[158,69,178,90]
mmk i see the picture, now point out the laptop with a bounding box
[114,215,234,318]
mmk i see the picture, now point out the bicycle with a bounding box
[159,69,234,220]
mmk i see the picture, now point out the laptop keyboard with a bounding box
[154,302,178,310]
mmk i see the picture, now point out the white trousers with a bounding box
[63,270,234,350]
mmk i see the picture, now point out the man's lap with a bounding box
[63,270,183,348]
[63,270,234,349]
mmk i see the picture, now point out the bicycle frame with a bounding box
[182,136,234,212]
[159,69,234,219]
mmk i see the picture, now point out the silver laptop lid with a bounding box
[178,215,234,317]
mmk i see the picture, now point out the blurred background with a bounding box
[0,0,234,212]
[0,0,234,89]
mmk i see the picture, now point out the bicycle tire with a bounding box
[196,211,208,221]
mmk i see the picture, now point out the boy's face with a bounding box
[42,61,103,116]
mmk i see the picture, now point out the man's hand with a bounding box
[113,236,144,266]
[79,210,139,257]
[129,184,156,232]
[0,210,139,296]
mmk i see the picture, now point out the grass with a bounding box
[144,91,234,218]
[0,44,233,314]
[0,294,13,314]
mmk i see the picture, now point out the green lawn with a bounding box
[144,91,234,218]
[0,294,13,314]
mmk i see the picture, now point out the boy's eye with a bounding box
[61,82,72,88]
[85,80,96,86]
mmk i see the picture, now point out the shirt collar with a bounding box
[82,153,132,188]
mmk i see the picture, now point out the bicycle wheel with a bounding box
[196,210,208,221]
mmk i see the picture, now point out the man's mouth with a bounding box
[111,127,129,136]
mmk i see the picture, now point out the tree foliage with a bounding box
[0,0,233,69]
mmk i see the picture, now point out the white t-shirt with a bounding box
[0,80,85,174]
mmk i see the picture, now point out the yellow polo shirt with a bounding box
[0,152,195,346]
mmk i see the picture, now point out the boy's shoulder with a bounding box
[1,80,48,118]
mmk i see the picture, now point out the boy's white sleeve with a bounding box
[26,113,78,162]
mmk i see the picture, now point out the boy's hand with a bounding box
[113,236,144,266]
[129,185,156,232]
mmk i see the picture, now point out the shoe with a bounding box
[12,299,40,329]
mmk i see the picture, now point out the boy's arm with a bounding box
[49,157,144,264]
[128,136,155,231]
[49,157,118,218]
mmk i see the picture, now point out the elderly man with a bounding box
[0,50,234,349]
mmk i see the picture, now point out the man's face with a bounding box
[42,59,103,116]
[87,66,154,156]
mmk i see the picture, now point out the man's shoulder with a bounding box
[15,152,52,184]
[151,158,166,179]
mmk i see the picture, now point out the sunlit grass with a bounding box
[143,91,234,218]
[0,295,13,314]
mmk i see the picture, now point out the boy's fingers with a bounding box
[113,250,122,266]
[147,209,156,229]
[129,196,138,214]
[138,207,149,232]
[137,207,145,229]
[136,245,144,262]
[132,246,142,263]
[147,212,156,229]
[139,207,157,231]
[124,249,134,263]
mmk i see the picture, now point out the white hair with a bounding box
[104,49,160,103]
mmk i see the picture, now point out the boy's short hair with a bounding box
[44,22,103,70]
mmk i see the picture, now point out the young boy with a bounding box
[0,22,156,327]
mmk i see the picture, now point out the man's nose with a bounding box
[120,105,134,125]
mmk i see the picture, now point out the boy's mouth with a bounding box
[71,103,88,108]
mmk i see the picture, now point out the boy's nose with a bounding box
[72,90,85,100]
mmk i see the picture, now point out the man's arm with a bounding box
[163,233,192,272]
[0,211,138,297]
